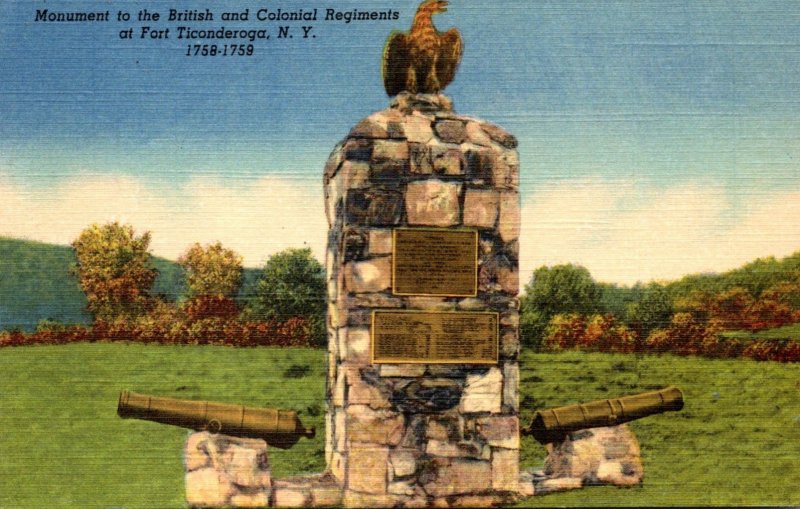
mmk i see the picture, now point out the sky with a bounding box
[1,0,799,285]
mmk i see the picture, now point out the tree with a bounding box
[520,264,603,349]
[72,222,157,322]
[625,283,674,342]
[245,248,326,346]
[178,242,244,321]
[178,242,244,299]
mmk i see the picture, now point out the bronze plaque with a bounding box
[372,311,498,364]
[392,228,477,296]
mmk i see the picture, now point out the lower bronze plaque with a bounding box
[393,228,478,296]
[372,311,498,364]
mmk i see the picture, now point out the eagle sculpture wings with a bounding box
[382,0,463,96]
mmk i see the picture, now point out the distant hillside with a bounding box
[0,237,260,331]
[665,251,800,299]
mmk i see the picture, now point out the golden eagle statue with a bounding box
[382,0,463,96]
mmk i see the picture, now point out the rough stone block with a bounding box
[347,406,405,446]
[497,266,519,295]
[341,161,370,189]
[388,480,417,496]
[405,180,462,227]
[463,189,500,228]
[371,140,410,179]
[379,365,427,377]
[344,257,392,293]
[343,328,371,363]
[460,368,503,414]
[390,449,418,478]
[503,363,520,412]
[334,409,347,452]
[466,121,493,146]
[343,138,373,162]
[347,443,389,494]
[185,432,212,471]
[184,433,270,508]
[185,468,234,508]
[272,485,310,507]
[330,451,346,483]
[481,123,518,149]
[423,458,492,497]
[348,372,391,409]
[349,117,390,139]
[498,191,520,243]
[343,491,401,508]
[328,302,346,329]
[434,119,468,144]
[476,416,519,449]
[426,440,487,459]
[345,188,404,226]
[323,143,344,181]
[409,143,434,174]
[456,297,487,311]
[518,470,536,497]
[407,296,456,311]
[368,229,393,255]
[426,418,456,441]
[535,477,583,494]
[405,114,435,143]
[492,448,519,492]
[229,492,269,508]
[432,148,464,175]
[348,293,403,309]
[312,484,344,507]
[500,329,520,359]
[332,369,346,407]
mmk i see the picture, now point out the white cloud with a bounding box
[519,178,800,285]
[2,173,799,285]
[0,174,327,267]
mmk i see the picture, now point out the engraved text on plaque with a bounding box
[392,228,478,296]
[372,311,498,364]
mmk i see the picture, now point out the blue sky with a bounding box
[2,1,799,284]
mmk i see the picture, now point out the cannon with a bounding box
[117,391,316,449]
[522,386,684,444]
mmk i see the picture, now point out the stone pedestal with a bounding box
[520,424,644,496]
[323,93,521,507]
[184,432,272,508]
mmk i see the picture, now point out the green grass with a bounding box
[721,322,800,341]
[514,350,800,506]
[0,343,327,509]
[1,344,798,508]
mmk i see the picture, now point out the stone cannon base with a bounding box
[185,432,272,508]
[519,424,644,496]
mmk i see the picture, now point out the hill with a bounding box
[0,237,259,331]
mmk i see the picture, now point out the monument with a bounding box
[113,4,686,507]
[322,2,521,505]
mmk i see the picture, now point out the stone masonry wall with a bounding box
[323,93,521,507]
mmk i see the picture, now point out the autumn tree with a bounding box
[72,222,157,322]
[178,242,244,321]
[245,248,326,346]
[520,264,603,349]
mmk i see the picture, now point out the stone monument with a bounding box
[322,89,521,507]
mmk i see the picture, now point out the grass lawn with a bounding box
[1,343,798,508]
[721,322,800,341]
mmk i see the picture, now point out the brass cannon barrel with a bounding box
[117,391,315,449]
[523,386,684,444]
